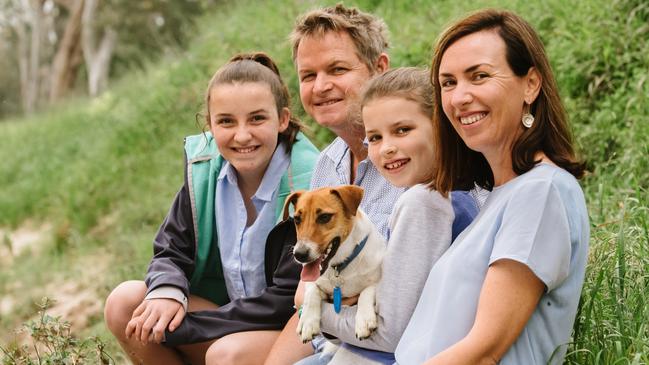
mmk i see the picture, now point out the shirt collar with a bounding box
[324,137,349,164]
[324,137,371,184]
[255,143,290,202]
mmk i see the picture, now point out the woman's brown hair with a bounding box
[430,9,585,195]
[203,52,302,152]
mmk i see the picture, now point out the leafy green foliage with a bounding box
[0,298,113,365]
[0,0,647,363]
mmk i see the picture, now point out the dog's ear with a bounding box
[283,190,304,220]
[330,185,364,217]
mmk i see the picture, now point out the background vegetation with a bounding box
[1,0,647,363]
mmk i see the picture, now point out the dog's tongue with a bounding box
[301,258,322,282]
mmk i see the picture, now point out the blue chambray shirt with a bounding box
[215,144,290,300]
[310,137,404,239]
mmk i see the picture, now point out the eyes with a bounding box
[299,73,315,83]
[214,114,268,126]
[215,117,235,126]
[299,66,350,83]
[251,114,267,123]
[293,213,334,225]
[316,213,333,224]
[366,126,413,144]
[440,72,489,89]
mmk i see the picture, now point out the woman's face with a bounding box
[209,82,289,183]
[364,96,435,188]
[438,30,538,163]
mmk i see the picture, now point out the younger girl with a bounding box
[104,52,319,365]
[295,67,479,365]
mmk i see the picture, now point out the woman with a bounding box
[395,9,589,365]
[104,52,319,365]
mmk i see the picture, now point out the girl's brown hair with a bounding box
[430,9,586,195]
[361,67,433,118]
[204,52,302,151]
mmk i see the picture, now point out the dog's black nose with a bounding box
[293,247,310,263]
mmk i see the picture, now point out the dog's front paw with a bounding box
[354,308,378,340]
[297,315,321,343]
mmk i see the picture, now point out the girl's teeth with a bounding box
[236,147,256,153]
[460,113,487,125]
[386,160,407,169]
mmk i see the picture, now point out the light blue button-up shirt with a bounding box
[215,144,290,300]
[310,137,404,238]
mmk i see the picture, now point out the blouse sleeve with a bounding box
[490,178,571,291]
[319,185,455,351]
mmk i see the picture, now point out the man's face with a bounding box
[295,31,373,132]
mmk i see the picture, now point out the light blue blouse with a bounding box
[215,144,290,300]
[395,163,589,365]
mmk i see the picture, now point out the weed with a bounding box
[0,298,113,365]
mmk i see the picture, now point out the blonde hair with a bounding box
[361,67,433,118]
[290,3,389,73]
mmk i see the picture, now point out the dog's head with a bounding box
[283,185,364,281]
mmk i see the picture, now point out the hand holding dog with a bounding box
[125,298,185,345]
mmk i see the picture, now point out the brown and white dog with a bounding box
[283,185,386,343]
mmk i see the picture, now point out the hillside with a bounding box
[1,0,647,363]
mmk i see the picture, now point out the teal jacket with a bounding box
[145,132,318,345]
[183,131,318,304]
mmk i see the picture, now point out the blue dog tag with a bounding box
[333,286,342,313]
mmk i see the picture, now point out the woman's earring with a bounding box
[522,113,534,128]
[521,103,534,128]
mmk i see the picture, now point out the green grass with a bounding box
[1,0,647,363]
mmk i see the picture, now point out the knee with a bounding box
[104,280,146,336]
[205,338,243,365]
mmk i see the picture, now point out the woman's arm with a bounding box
[424,259,544,365]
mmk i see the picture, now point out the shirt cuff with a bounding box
[145,286,188,312]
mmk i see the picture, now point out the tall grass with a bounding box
[1,0,647,363]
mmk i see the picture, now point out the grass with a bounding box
[1,0,648,363]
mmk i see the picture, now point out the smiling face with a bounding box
[296,31,375,132]
[364,96,435,187]
[438,30,538,165]
[209,82,289,184]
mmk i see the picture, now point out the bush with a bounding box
[0,298,113,365]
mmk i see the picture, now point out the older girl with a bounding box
[104,53,319,365]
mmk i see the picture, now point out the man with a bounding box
[265,5,404,364]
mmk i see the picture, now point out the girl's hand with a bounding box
[125,298,185,345]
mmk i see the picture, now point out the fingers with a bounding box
[140,307,161,344]
[124,299,184,345]
[168,305,185,333]
[151,308,176,344]
[131,300,147,319]
[133,305,151,342]
[125,300,147,339]
[125,317,136,339]
[125,300,146,338]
